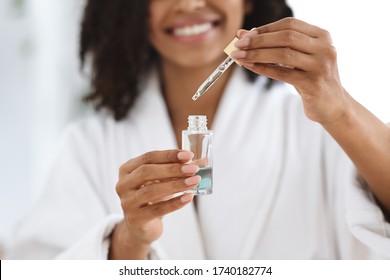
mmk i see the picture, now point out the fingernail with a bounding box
[181,164,199,174]
[230,50,246,59]
[244,63,255,68]
[234,37,250,48]
[237,29,249,38]
[180,193,194,203]
[184,175,201,186]
[177,151,193,161]
[243,29,258,38]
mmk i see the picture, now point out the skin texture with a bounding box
[109,3,390,259]
[109,150,201,259]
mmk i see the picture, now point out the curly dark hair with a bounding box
[80,0,293,121]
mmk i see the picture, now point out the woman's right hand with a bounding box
[109,149,200,259]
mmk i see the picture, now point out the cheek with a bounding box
[221,0,246,28]
[226,13,245,34]
[148,2,166,36]
[148,13,163,49]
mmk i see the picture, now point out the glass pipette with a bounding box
[192,37,240,101]
[192,56,235,101]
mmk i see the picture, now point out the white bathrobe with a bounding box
[8,68,390,259]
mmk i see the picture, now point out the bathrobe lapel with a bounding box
[133,71,206,259]
[196,69,287,259]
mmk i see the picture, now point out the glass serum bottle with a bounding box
[182,115,213,195]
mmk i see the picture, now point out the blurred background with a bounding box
[1,0,389,258]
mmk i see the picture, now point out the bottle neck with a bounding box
[188,115,208,131]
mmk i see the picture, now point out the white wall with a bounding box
[0,0,89,249]
[288,0,390,122]
[0,0,34,253]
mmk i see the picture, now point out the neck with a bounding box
[159,59,235,146]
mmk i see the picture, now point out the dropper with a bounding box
[192,38,241,101]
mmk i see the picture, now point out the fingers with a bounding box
[237,28,258,39]
[115,150,199,244]
[242,62,305,85]
[235,30,316,55]
[119,174,199,230]
[142,193,194,220]
[116,149,200,199]
[123,193,194,228]
[119,150,194,176]
[232,18,336,80]
[236,18,345,125]
[117,163,199,194]
[133,176,201,206]
[253,17,331,42]
[231,47,315,72]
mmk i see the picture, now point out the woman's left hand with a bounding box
[231,17,351,125]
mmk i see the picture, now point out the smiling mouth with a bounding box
[167,21,220,37]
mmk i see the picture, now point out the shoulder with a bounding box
[59,111,127,152]
[64,112,112,139]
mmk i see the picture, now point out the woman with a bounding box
[8,0,390,259]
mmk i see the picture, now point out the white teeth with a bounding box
[173,22,213,37]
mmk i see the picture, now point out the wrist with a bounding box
[320,89,355,130]
[108,220,151,260]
